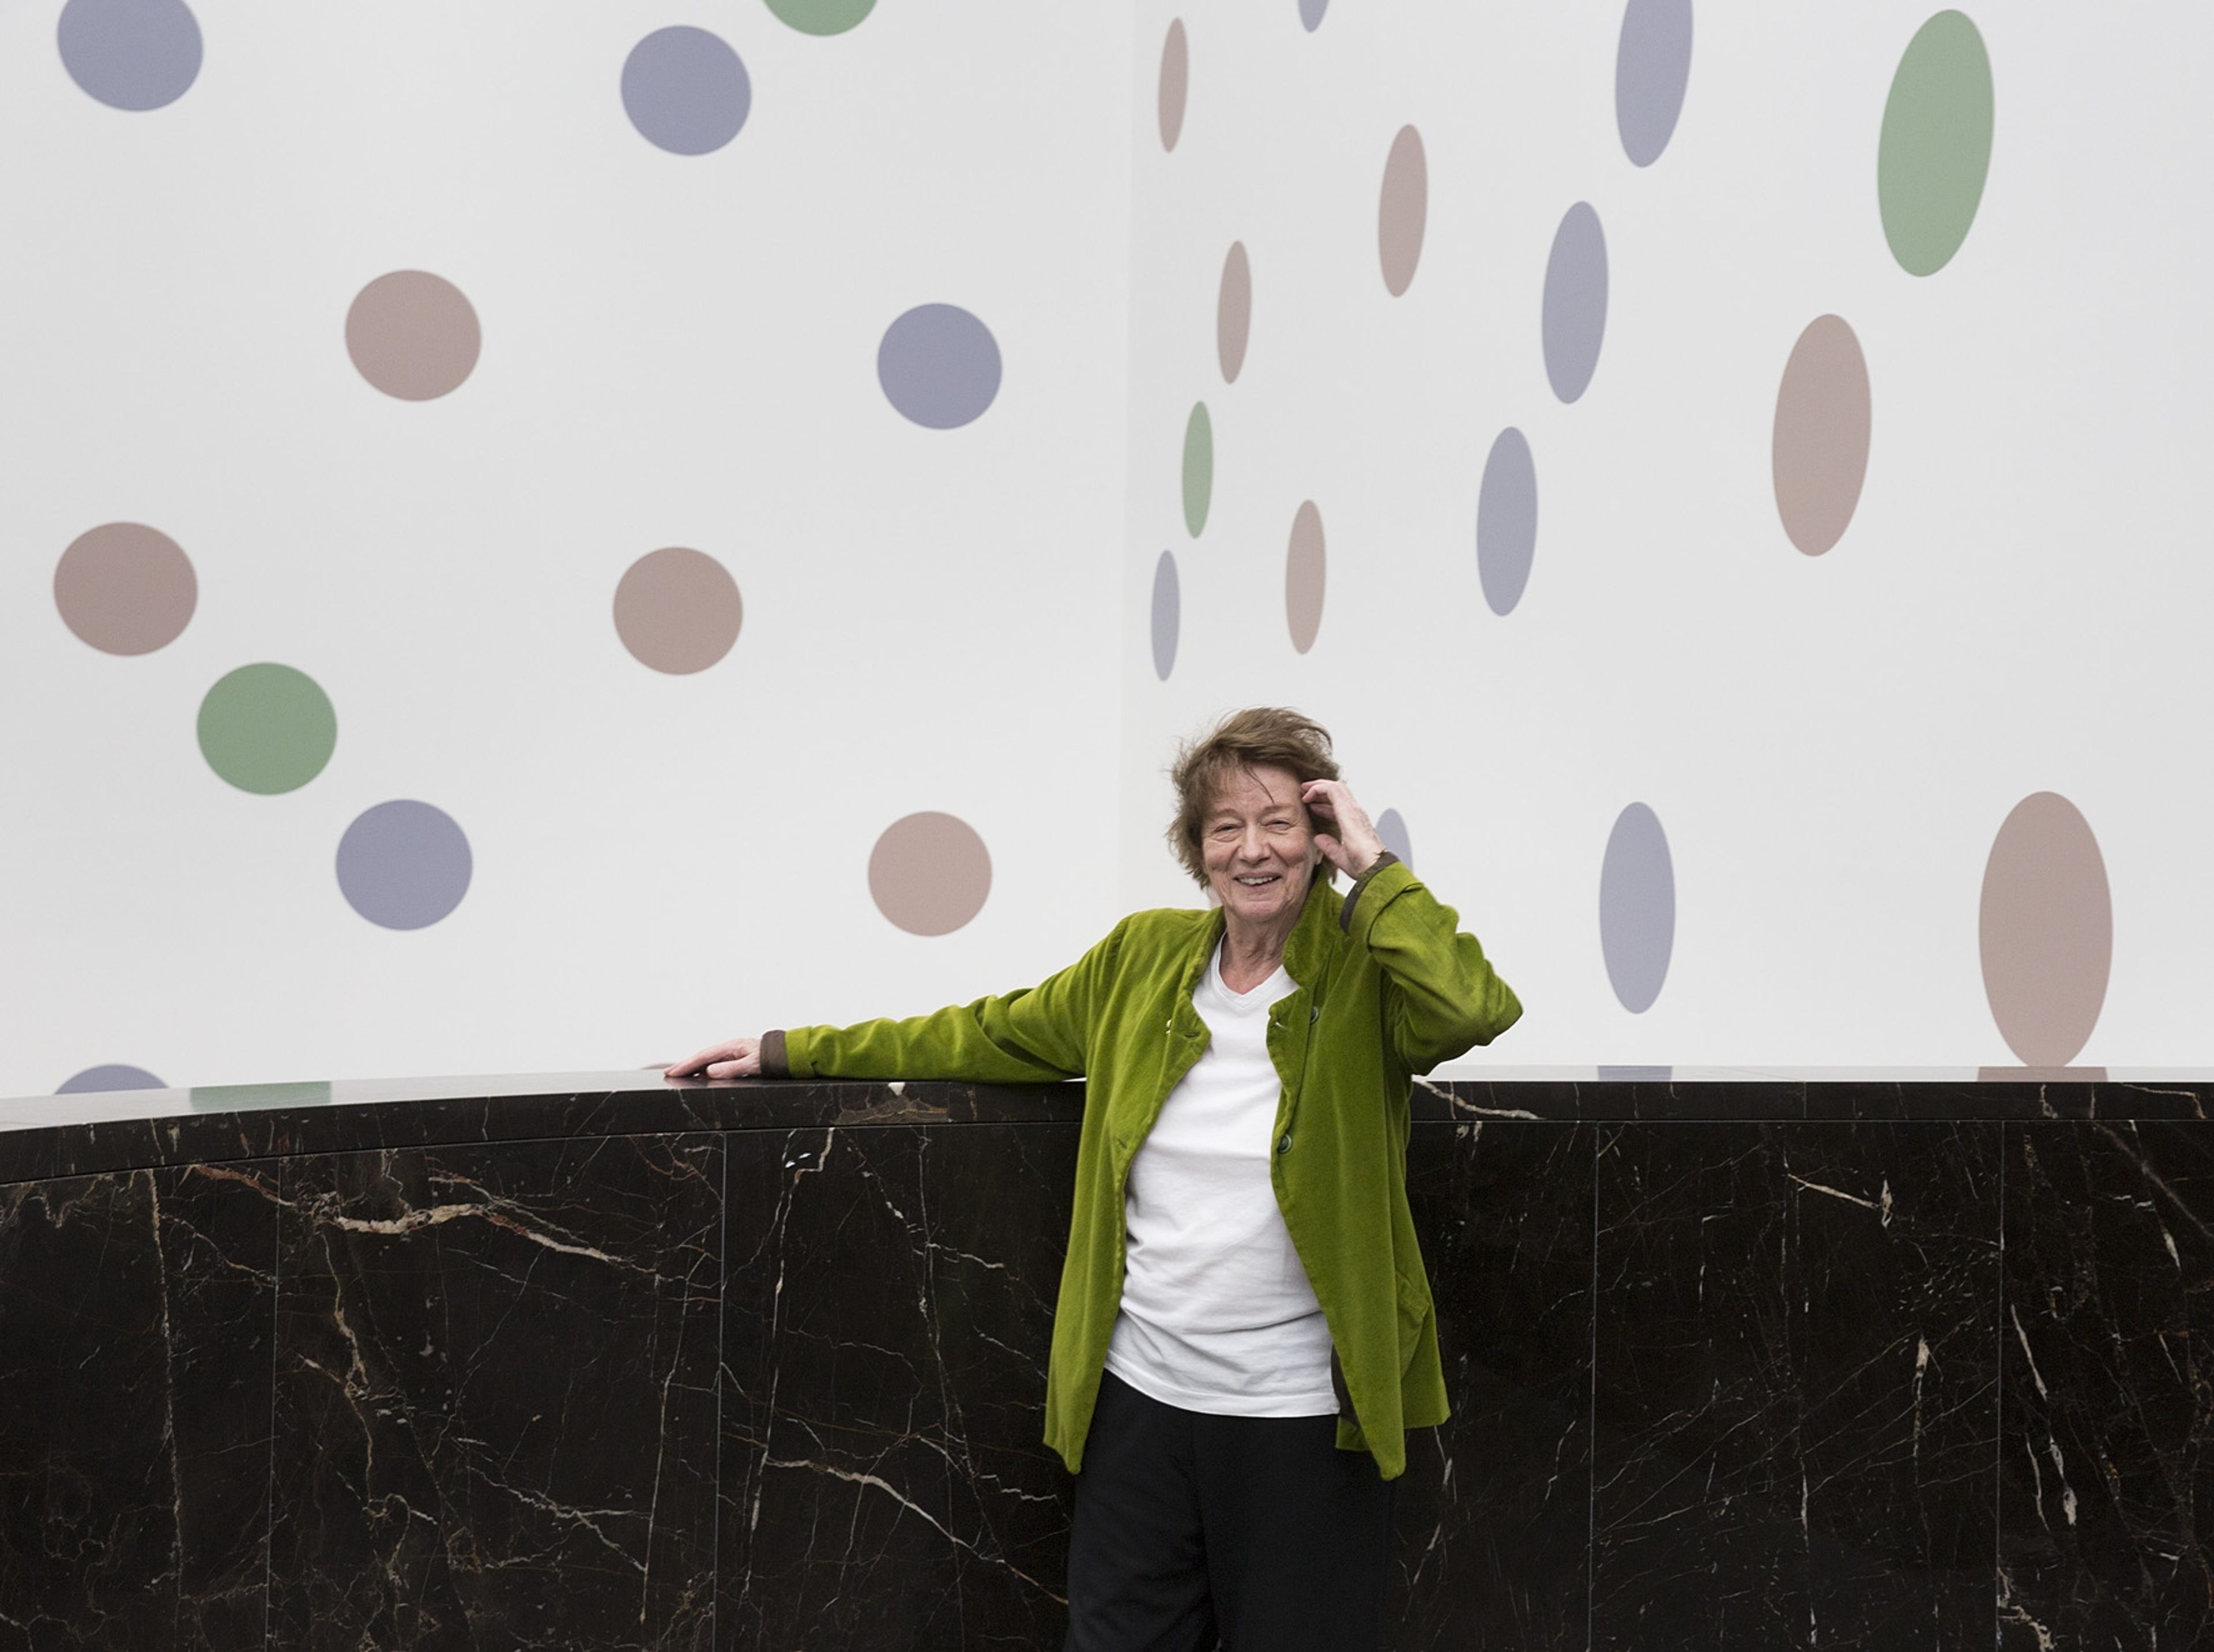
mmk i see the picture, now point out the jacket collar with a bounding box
[1189,874,1342,994]
[1283,875,1344,984]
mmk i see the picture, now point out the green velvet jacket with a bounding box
[772,855,1522,1480]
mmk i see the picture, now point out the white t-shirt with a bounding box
[1103,942,1338,1416]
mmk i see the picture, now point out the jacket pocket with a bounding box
[1394,1267,1433,1375]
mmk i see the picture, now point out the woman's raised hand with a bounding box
[665,1037,763,1079]
[1301,778,1387,880]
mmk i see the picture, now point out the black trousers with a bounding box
[1063,1371,1396,1652]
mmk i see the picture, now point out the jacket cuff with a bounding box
[760,1029,791,1078]
[1337,851,1402,932]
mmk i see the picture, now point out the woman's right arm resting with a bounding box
[664,921,1124,1085]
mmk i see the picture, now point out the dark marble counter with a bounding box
[4,1066,2209,1186]
[2,1071,2207,1650]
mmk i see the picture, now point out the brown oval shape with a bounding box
[1979,792,2112,1067]
[613,547,743,674]
[347,270,481,401]
[869,811,992,936]
[54,522,197,655]
[1378,125,1427,297]
[1286,500,1326,653]
[1158,20,1188,152]
[1218,241,1251,383]
[1772,314,1871,556]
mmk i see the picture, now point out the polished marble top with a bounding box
[2,1064,2209,1187]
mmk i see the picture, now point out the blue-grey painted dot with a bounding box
[58,0,202,112]
[1151,551,1180,681]
[1616,0,1693,167]
[1542,202,1609,404]
[337,800,473,931]
[1299,0,1329,30]
[622,27,751,156]
[878,304,1003,430]
[1477,427,1538,615]
[58,1063,165,1094]
[1376,807,1413,869]
[1600,802,1674,1013]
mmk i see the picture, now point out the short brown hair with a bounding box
[1166,707,1341,885]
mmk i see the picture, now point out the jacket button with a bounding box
[1277,1133,1292,1154]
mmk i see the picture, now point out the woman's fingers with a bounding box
[666,1037,756,1078]
[1302,779,1385,875]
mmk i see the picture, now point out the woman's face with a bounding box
[1201,763,1320,932]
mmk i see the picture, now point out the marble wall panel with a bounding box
[1591,1124,2001,1650]
[0,1162,277,1652]
[718,1124,1080,1651]
[1999,1122,2214,1649]
[266,1136,722,1652]
[1392,1122,1594,1651]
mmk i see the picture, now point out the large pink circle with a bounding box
[868,812,992,936]
[613,548,743,674]
[54,522,196,654]
[347,271,481,401]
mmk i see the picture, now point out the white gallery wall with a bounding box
[1,0,1134,1097]
[3,1,2208,1098]
[1121,1,2214,1072]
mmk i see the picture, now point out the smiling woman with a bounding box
[1169,709,1345,987]
[667,707,1522,1651]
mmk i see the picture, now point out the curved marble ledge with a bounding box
[3,1066,2210,1186]
[3,1070,2209,1649]
[0,1069,1084,1186]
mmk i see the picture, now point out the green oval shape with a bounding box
[198,663,337,795]
[1182,402,1213,538]
[190,1081,332,1113]
[1878,10,1994,277]
[763,0,876,36]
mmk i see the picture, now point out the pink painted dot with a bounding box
[869,813,991,936]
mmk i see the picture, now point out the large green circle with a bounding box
[1182,403,1213,538]
[197,663,337,795]
[1878,10,1994,277]
[763,0,876,36]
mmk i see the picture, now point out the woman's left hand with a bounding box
[1302,778,1387,879]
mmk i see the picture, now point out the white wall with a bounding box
[1123,1,2214,1070]
[0,1,1133,1096]
[6,2,2208,1097]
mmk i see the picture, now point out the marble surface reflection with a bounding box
[268,1135,722,1650]
[0,1162,277,1650]
[1998,1122,2214,1648]
[1591,1124,2000,1647]
[720,1124,1079,1648]
[3,1077,2209,1650]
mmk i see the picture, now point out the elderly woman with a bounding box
[669,708,1520,1652]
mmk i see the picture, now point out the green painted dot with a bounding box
[197,664,337,795]
[1182,402,1213,538]
[1878,11,1993,277]
[763,0,875,35]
